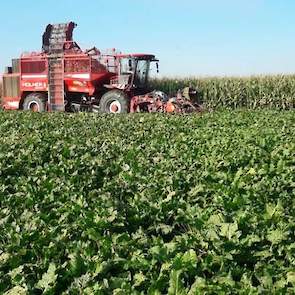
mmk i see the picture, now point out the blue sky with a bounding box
[1,0,295,77]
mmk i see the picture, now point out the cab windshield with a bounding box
[120,58,136,74]
[135,59,150,87]
[120,58,151,88]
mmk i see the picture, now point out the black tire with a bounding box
[99,90,129,113]
[91,104,100,113]
[22,93,47,112]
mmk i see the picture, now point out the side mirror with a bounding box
[128,59,133,71]
[156,62,159,73]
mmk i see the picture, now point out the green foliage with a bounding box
[151,75,295,110]
[0,110,294,294]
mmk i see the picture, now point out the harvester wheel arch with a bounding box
[99,90,129,113]
[22,93,47,112]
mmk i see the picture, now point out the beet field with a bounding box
[0,110,294,294]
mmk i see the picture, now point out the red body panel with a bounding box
[2,51,113,109]
[2,97,21,110]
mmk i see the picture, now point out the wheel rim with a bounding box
[109,100,122,113]
[28,101,39,112]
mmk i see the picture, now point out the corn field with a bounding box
[151,75,295,110]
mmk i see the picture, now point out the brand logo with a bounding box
[22,81,47,88]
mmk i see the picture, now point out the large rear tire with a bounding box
[99,90,129,113]
[22,93,47,112]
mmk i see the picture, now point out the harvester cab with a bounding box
[107,54,158,92]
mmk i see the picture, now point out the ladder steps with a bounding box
[46,22,76,111]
